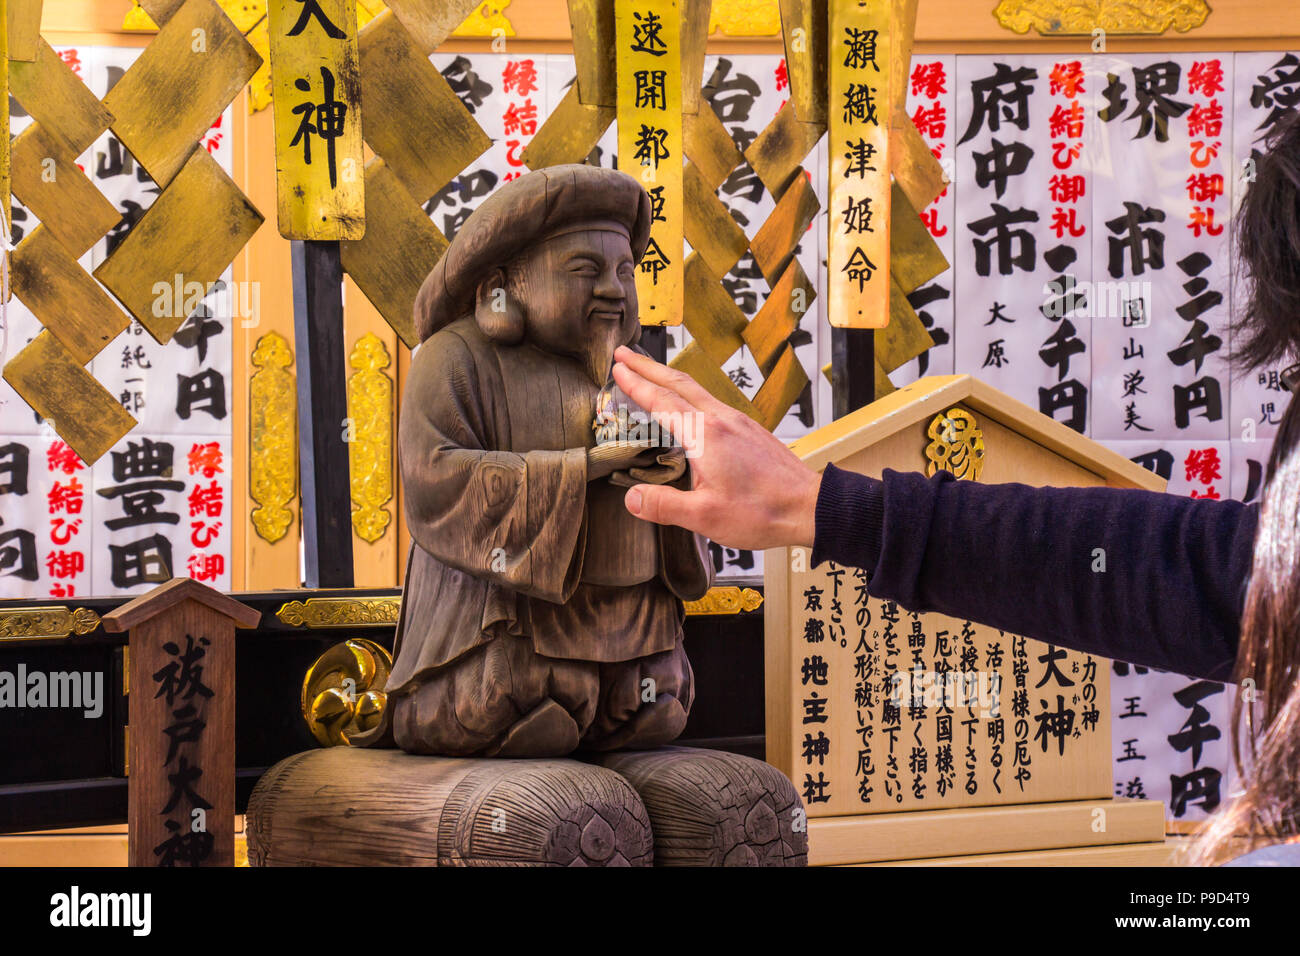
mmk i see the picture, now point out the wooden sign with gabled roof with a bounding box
[764,374,1173,865]
[103,578,260,867]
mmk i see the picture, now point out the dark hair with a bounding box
[1189,111,1300,863]
[1231,109,1300,373]
[1188,394,1300,864]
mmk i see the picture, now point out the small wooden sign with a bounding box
[103,578,260,867]
[765,376,1167,842]
[616,0,683,325]
[267,0,365,239]
[827,0,891,328]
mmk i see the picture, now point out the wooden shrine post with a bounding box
[103,578,261,867]
[267,0,365,587]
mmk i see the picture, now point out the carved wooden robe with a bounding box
[390,316,712,702]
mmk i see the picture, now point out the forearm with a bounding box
[811,464,1258,682]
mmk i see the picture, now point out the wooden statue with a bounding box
[390,164,713,758]
[247,166,808,867]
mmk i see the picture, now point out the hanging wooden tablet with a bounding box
[266,0,365,239]
[616,0,683,326]
[827,0,891,328]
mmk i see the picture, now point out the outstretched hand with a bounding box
[611,346,822,550]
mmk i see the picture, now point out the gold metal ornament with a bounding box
[249,331,298,543]
[992,0,1211,35]
[347,333,394,544]
[924,408,986,481]
[0,606,102,642]
[301,638,394,747]
[276,595,402,627]
[683,586,765,615]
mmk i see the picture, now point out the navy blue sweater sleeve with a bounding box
[811,464,1259,683]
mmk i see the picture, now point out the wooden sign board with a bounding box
[103,578,259,867]
[267,0,365,239]
[765,376,1167,826]
[827,0,891,328]
[616,0,683,325]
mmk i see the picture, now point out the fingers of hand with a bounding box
[611,363,703,452]
[614,346,730,417]
[625,482,701,531]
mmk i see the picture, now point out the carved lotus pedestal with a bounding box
[245,746,808,867]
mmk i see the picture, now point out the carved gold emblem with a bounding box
[924,408,985,481]
[993,0,1211,35]
[276,596,402,628]
[683,586,765,616]
[301,638,393,747]
[249,331,298,543]
[0,606,101,641]
[347,333,395,544]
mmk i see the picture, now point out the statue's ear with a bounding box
[473,268,525,345]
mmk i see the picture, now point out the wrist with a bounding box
[791,466,821,548]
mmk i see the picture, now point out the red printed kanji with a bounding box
[187,442,223,477]
[919,206,947,238]
[1189,140,1221,169]
[1188,60,1225,97]
[1050,207,1086,239]
[46,550,85,579]
[50,583,76,598]
[47,477,85,514]
[191,521,223,549]
[1188,206,1224,237]
[205,113,224,154]
[49,518,83,546]
[46,441,84,475]
[1049,101,1085,140]
[1184,447,1223,485]
[58,49,82,75]
[188,481,225,518]
[1189,487,1222,500]
[186,553,225,582]
[503,99,538,136]
[1049,61,1086,98]
[775,58,789,92]
[1186,172,1225,203]
[1049,174,1086,203]
[505,140,525,167]
[1187,100,1223,138]
[1051,141,1082,169]
[502,59,538,97]
[911,103,946,139]
[910,62,946,99]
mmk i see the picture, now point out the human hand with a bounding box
[610,346,822,549]
[586,439,661,482]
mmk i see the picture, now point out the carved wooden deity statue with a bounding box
[390,165,714,757]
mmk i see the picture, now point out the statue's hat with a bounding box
[414,164,652,342]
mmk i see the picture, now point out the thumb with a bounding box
[625,482,699,530]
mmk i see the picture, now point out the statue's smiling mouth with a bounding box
[589,308,624,322]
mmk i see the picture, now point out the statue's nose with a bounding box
[594,267,625,300]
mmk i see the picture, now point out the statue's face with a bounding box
[509,227,640,385]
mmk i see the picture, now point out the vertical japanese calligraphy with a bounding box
[616,0,683,325]
[1091,53,1230,440]
[775,549,1110,816]
[267,0,365,239]
[827,0,891,329]
[104,581,256,868]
